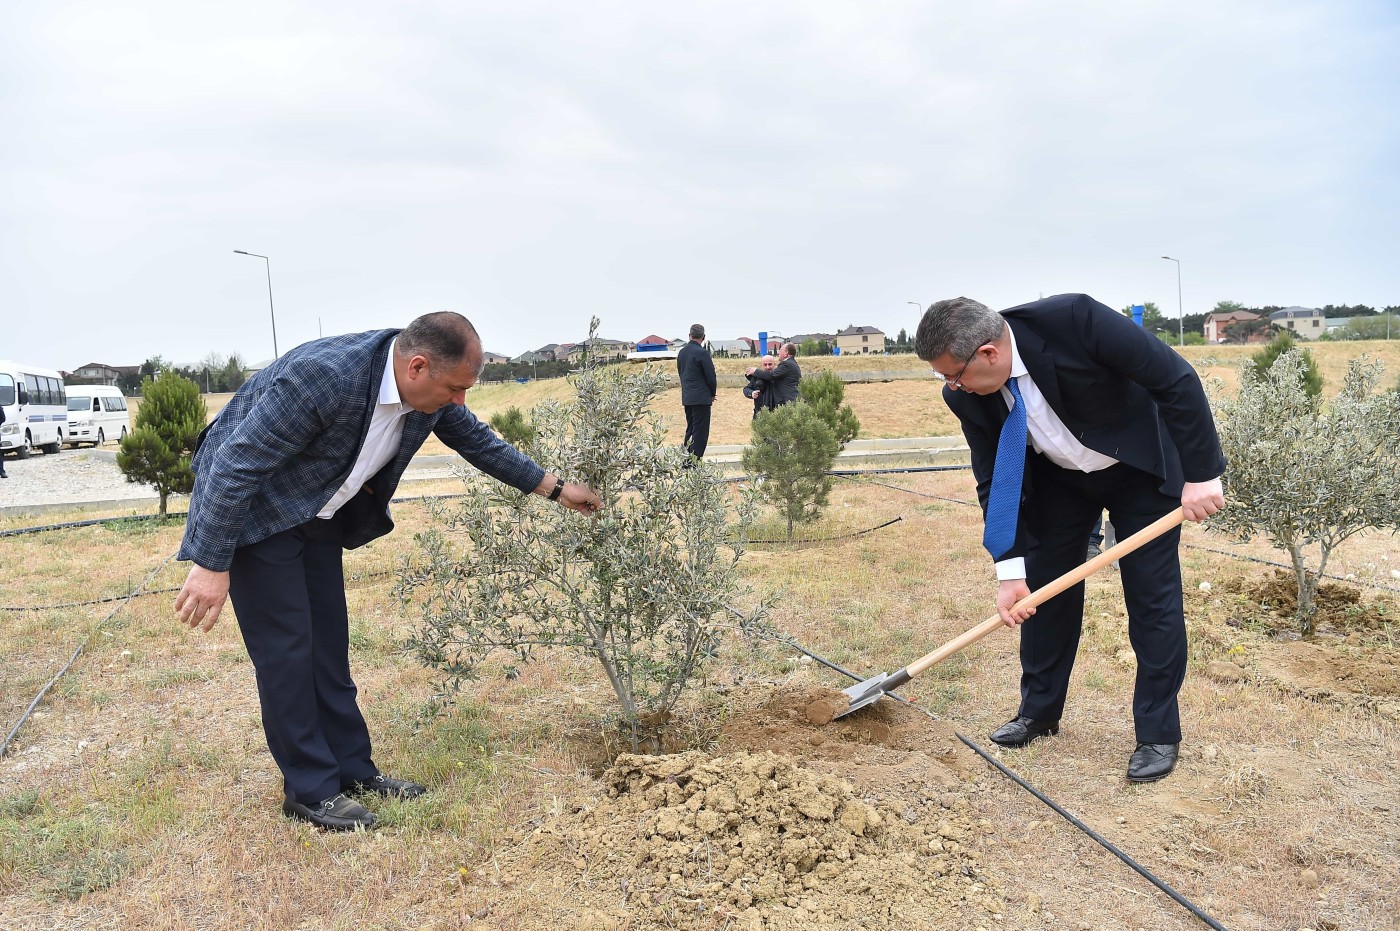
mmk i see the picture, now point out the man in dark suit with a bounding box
[676,323,717,460]
[744,342,801,406]
[174,312,603,829]
[743,355,778,418]
[914,294,1224,782]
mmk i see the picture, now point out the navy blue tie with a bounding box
[983,379,1027,560]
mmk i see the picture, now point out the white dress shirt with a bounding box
[995,329,1118,581]
[318,340,411,519]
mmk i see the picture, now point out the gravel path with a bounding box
[0,448,464,515]
[0,448,168,512]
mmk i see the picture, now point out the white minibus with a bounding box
[65,384,131,448]
[0,360,67,458]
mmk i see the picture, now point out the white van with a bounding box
[65,385,131,448]
[0,360,67,458]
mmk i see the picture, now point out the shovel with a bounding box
[832,506,1186,720]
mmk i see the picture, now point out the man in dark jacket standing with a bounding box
[676,323,717,460]
[743,355,778,419]
[745,342,801,406]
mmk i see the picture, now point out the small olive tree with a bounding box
[116,370,206,515]
[798,370,861,449]
[742,401,841,541]
[1209,351,1400,634]
[399,320,769,750]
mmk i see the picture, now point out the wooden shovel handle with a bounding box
[905,507,1186,679]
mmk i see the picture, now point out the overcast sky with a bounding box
[3,0,1397,368]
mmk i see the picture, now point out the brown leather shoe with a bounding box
[989,715,1060,748]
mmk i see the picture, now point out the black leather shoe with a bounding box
[282,793,377,831]
[349,774,427,799]
[1127,742,1180,782]
[989,716,1060,748]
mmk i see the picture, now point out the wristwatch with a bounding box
[548,476,564,501]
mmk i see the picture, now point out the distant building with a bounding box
[707,339,753,358]
[481,351,510,364]
[1203,311,1261,343]
[635,334,670,348]
[835,325,885,355]
[67,362,139,385]
[564,338,632,362]
[1268,306,1325,340]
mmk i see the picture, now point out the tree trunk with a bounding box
[159,489,169,516]
[1288,544,1317,637]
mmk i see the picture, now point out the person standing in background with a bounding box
[676,323,718,460]
[745,342,801,407]
[743,355,778,419]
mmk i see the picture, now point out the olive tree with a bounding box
[742,401,841,541]
[398,320,769,750]
[116,370,206,515]
[1209,351,1400,634]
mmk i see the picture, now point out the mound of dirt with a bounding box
[1225,570,1392,631]
[492,750,1003,930]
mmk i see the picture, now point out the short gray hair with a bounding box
[689,323,705,340]
[913,297,1005,362]
[397,312,481,369]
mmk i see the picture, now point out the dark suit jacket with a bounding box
[676,340,717,406]
[749,356,801,406]
[178,329,545,571]
[944,293,1225,562]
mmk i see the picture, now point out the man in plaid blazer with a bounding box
[174,312,602,830]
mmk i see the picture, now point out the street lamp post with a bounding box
[234,250,280,359]
[1161,256,1184,347]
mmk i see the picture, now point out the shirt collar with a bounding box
[1005,326,1028,380]
[379,340,404,408]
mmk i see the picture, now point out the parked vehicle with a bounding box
[0,360,67,459]
[65,384,130,447]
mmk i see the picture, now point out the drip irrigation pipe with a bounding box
[1,553,178,758]
[775,629,1227,929]
[953,735,1228,930]
[742,515,903,546]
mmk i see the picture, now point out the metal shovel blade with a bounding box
[833,672,894,720]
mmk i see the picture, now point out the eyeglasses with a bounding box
[934,345,981,389]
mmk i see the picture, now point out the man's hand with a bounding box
[1181,478,1224,522]
[557,482,605,517]
[744,367,756,377]
[175,565,230,633]
[996,579,1035,628]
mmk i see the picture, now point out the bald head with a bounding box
[397,311,482,373]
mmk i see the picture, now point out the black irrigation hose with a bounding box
[954,734,1228,931]
[776,629,1227,930]
[0,512,189,538]
[0,586,182,613]
[1,553,178,758]
[742,515,904,546]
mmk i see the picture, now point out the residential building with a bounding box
[481,351,510,364]
[1268,306,1326,339]
[1203,311,1261,343]
[635,334,670,348]
[707,339,753,358]
[564,338,632,362]
[67,362,139,385]
[835,325,885,355]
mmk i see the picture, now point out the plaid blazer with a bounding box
[177,328,545,571]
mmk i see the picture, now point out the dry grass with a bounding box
[10,340,1400,929]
